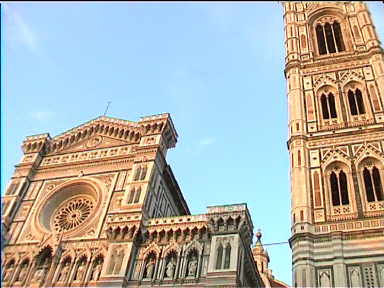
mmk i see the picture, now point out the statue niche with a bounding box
[90,256,104,281]
[143,253,156,280]
[16,259,29,283]
[74,256,87,282]
[2,259,16,282]
[164,251,177,279]
[33,247,52,283]
[57,258,71,282]
[186,249,198,278]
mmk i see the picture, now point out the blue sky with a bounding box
[3,2,384,285]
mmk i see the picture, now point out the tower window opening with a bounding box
[316,21,345,55]
[216,244,223,270]
[363,166,384,202]
[348,89,365,116]
[320,93,337,120]
[224,243,231,269]
[330,170,349,206]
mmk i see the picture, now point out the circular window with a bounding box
[36,182,100,235]
[52,195,95,233]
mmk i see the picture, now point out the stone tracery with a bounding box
[52,196,95,233]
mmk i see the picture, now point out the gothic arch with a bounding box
[162,242,181,258]
[184,239,203,255]
[323,161,358,218]
[343,81,372,120]
[307,7,352,56]
[315,85,340,124]
[356,156,384,208]
[140,242,161,260]
[322,149,351,171]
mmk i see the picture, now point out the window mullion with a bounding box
[337,173,342,205]
[354,92,360,115]
[326,96,331,119]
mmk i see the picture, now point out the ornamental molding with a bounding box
[21,114,177,155]
[354,143,384,166]
[338,68,365,86]
[321,146,351,169]
[312,73,337,91]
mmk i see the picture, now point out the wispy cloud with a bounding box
[4,3,39,55]
[30,111,54,121]
[199,137,216,146]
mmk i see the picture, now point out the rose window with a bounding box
[52,196,95,233]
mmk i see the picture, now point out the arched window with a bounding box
[324,23,336,53]
[134,187,141,203]
[316,24,327,55]
[216,244,223,270]
[320,93,337,120]
[333,21,345,52]
[356,89,365,114]
[363,166,384,202]
[133,166,142,181]
[330,169,349,206]
[348,89,365,116]
[140,165,147,181]
[316,21,345,55]
[224,243,231,269]
[128,188,135,204]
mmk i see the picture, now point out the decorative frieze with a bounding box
[314,218,384,234]
[40,145,132,167]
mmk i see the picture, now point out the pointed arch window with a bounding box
[140,165,147,181]
[128,188,135,204]
[330,170,349,206]
[133,166,142,181]
[316,21,345,55]
[320,93,337,120]
[224,243,231,269]
[134,187,141,203]
[215,244,223,270]
[363,166,384,202]
[348,88,365,116]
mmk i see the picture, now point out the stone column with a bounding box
[174,252,181,280]
[84,256,94,284]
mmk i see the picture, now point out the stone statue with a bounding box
[17,262,28,282]
[188,256,198,277]
[145,259,155,279]
[58,262,70,282]
[3,262,15,282]
[165,259,175,278]
[33,258,50,282]
[92,262,102,281]
[75,261,86,281]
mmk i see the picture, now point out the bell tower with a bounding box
[284,2,384,287]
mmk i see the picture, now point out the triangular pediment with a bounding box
[49,134,131,155]
[45,116,141,156]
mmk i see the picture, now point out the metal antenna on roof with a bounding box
[103,101,112,116]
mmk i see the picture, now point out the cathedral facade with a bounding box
[1,114,285,287]
[3,1,384,288]
[285,2,384,287]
